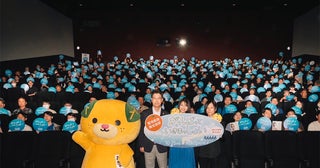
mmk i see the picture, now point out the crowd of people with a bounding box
[0,54,320,167]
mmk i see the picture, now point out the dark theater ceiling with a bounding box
[41,0,319,19]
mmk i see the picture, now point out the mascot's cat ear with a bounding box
[125,103,140,122]
[81,100,97,118]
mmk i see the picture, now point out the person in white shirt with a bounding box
[307,110,320,131]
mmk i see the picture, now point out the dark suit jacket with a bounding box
[138,108,169,153]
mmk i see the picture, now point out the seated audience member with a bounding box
[12,97,33,116]
[41,100,57,114]
[252,108,274,131]
[283,110,304,132]
[5,79,25,110]
[61,102,79,114]
[43,111,60,131]
[244,88,261,103]
[137,94,149,113]
[196,96,209,115]
[25,77,38,109]
[218,95,238,116]
[262,108,273,120]
[307,110,320,131]
[265,97,284,119]
[9,112,32,132]
[66,113,81,131]
[88,96,97,103]
[229,88,243,104]
[241,100,258,117]
[0,97,11,116]
[225,111,243,133]
[192,88,204,105]
[260,89,273,109]
[297,88,309,105]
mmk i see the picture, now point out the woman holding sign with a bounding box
[169,98,196,168]
[198,100,222,168]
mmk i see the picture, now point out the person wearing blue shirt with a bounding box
[43,111,60,131]
[169,98,196,168]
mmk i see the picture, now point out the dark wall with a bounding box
[74,10,294,61]
[292,5,320,57]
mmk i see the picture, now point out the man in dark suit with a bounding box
[139,90,169,168]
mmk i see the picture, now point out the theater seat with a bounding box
[218,131,233,168]
[232,130,266,168]
[1,131,37,168]
[33,131,71,168]
[265,131,300,168]
[0,114,10,132]
[69,139,85,168]
[297,131,320,168]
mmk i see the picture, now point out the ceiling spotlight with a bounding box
[76,46,80,50]
[181,3,185,7]
[178,38,187,47]
[283,3,288,6]
[232,3,236,7]
[287,46,291,50]
[79,3,83,7]
[130,3,134,7]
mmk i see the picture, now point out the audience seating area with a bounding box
[0,56,319,168]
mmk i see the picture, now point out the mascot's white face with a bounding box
[80,99,140,145]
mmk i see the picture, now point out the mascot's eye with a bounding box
[115,120,121,126]
[92,118,98,123]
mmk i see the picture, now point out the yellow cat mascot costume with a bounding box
[72,99,140,168]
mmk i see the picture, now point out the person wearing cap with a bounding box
[9,112,32,132]
[138,90,169,168]
[43,111,60,131]
[12,97,33,116]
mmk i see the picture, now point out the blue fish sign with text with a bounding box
[144,113,224,148]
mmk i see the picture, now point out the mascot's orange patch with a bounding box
[72,99,140,168]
